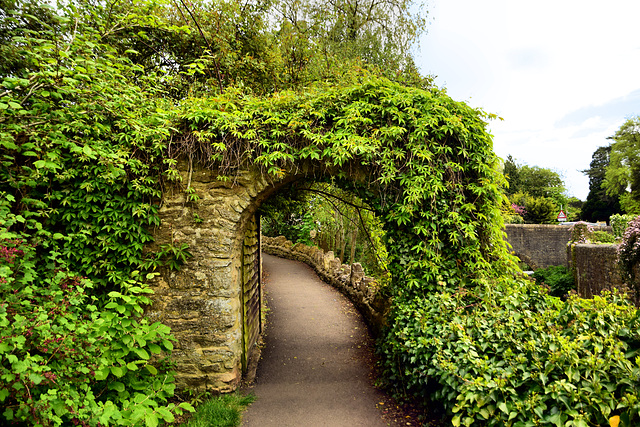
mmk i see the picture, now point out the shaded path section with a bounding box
[242,253,389,427]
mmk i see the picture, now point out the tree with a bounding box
[518,165,566,200]
[503,156,566,201]
[502,156,569,222]
[581,146,621,222]
[503,155,522,194]
[604,116,640,214]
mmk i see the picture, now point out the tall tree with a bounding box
[503,156,567,203]
[604,116,640,214]
[503,155,521,194]
[581,146,621,222]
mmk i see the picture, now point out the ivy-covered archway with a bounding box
[149,78,518,390]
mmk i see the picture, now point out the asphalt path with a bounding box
[241,253,390,427]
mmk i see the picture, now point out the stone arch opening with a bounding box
[149,161,377,390]
[148,79,514,391]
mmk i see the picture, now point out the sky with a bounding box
[415,0,640,200]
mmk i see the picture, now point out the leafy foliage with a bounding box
[611,214,636,239]
[382,286,640,426]
[532,265,575,298]
[261,181,389,276]
[510,193,559,224]
[0,1,196,424]
[605,117,640,214]
[590,230,616,244]
[0,197,193,426]
[504,156,567,201]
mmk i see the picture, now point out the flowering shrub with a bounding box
[0,206,193,426]
[511,203,527,216]
[612,214,636,239]
[618,215,640,287]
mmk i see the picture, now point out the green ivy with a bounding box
[0,3,192,424]
[0,202,193,426]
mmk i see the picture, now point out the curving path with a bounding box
[241,253,389,427]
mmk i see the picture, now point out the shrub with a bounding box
[532,265,575,298]
[0,204,193,426]
[525,197,558,224]
[381,281,640,426]
[590,230,617,244]
[611,214,636,239]
[504,214,524,224]
[618,215,640,287]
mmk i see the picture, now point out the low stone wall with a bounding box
[504,224,573,269]
[569,243,624,298]
[569,243,639,305]
[262,236,390,336]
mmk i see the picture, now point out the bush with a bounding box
[0,203,193,426]
[503,214,524,224]
[591,230,617,243]
[381,280,640,426]
[525,197,559,224]
[532,265,575,298]
[611,214,636,238]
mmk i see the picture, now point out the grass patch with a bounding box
[178,392,256,427]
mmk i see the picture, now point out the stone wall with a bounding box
[146,162,282,391]
[262,236,390,336]
[568,243,639,305]
[569,244,625,298]
[504,224,573,269]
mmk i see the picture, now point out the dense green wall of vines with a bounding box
[177,79,515,300]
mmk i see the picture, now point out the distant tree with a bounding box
[604,116,640,214]
[518,165,566,200]
[273,0,430,89]
[581,146,621,222]
[503,156,568,220]
[503,156,566,199]
[503,155,522,194]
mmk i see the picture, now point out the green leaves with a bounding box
[0,202,182,425]
[382,281,640,426]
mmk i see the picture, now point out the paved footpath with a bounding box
[242,253,390,427]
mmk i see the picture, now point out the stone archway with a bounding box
[143,80,511,392]
[147,160,365,390]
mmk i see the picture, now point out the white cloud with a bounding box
[416,0,640,200]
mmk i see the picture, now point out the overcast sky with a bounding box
[415,0,640,200]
